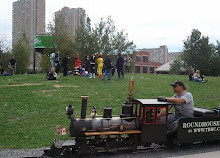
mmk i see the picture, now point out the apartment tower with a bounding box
[12,0,45,68]
[55,7,85,39]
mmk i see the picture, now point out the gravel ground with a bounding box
[1,142,220,158]
[0,148,45,158]
[98,142,220,158]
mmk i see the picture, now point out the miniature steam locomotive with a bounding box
[43,80,220,157]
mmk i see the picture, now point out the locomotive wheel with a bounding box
[166,141,175,149]
[77,144,91,158]
[62,148,76,158]
[166,134,177,149]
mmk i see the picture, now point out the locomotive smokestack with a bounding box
[128,77,134,102]
[81,96,89,119]
[129,77,134,92]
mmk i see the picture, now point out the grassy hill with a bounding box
[0,73,219,149]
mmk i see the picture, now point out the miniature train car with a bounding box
[42,97,220,157]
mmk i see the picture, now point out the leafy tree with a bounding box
[182,29,216,75]
[113,30,134,53]
[75,16,135,60]
[40,54,50,73]
[47,13,76,69]
[217,41,220,53]
[75,16,97,60]
[0,35,9,55]
[93,17,115,55]
[12,34,31,74]
[127,51,136,73]
[170,57,184,74]
[0,51,11,70]
[209,40,220,76]
[0,34,11,69]
[93,16,135,55]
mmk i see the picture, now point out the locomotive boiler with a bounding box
[67,96,140,138]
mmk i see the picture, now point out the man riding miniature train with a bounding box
[43,78,220,157]
[157,81,194,134]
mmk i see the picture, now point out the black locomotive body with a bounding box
[43,97,220,157]
[69,117,140,137]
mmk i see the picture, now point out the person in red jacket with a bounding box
[75,55,82,68]
[75,54,82,74]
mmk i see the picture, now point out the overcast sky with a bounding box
[0,0,220,52]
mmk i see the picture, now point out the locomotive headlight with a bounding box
[66,104,73,119]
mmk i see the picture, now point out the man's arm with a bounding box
[157,97,186,118]
[157,108,166,118]
[166,97,186,104]
[157,105,172,118]
[158,96,186,104]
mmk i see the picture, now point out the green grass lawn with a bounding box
[0,73,219,149]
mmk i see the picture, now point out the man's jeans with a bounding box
[103,69,112,80]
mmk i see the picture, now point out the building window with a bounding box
[143,56,148,63]
[135,66,140,73]
[136,56,141,62]
[150,67,154,73]
[143,66,148,73]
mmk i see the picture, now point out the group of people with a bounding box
[47,51,132,81]
[79,52,130,80]
[47,51,66,80]
[0,56,17,76]
[189,69,207,83]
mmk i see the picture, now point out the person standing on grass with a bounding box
[9,55,16,75]
[124,54,132,73]
[85,55,90,72]
[116,52,124,79]
[102,54,112,80]
[89,53,96,78]
[54,51,61,73]
[62,54,69,76]
[157,81,194,134]
[97,54,103,78]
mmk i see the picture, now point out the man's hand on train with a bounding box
[157,96,167,102]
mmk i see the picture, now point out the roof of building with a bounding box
[155,60,173,72]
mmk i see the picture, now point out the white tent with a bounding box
[155,60,173,73]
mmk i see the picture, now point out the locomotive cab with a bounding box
[135,99,175,144]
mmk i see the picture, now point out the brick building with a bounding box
[135,45,181,73]
[135,45,168,73]
[168,52,181,62]
[135,51,162,73]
